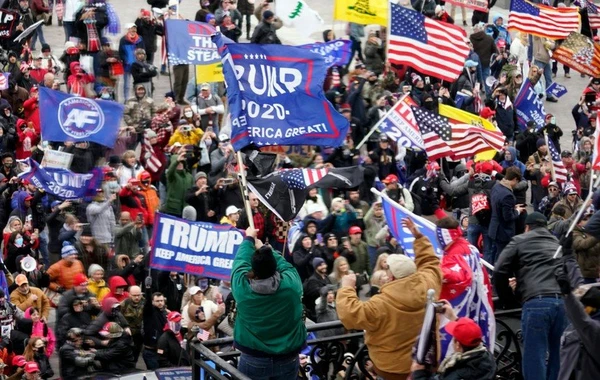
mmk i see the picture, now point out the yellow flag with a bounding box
[438,104,504,162]
[195,62,224,84]
[333,0,388,27]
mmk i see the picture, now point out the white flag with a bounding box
[278,0,324,38]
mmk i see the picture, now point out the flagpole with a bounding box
[544,131,556,182]
[236,151,255,230]
[356,94,408,150]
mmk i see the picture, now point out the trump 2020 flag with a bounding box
[546,82,568,99]
[379,190,443,258]
[514,78,547,130]
[247,167,364,221]
[165,20,220,66]
[375,95,425,151]
[298,40,352,68]
[17,158,102,200]
[39,87,124,148]
[213,33,349,151]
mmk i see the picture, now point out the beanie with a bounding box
[182,206,197,221]
[61,242,77,258]
[563,182,578,195]
[252,246,277,279]
[263,10,275,20]
[387,254,417,279]
[88,264,104,278]
[411,72,422,86]
[536,138,546,148]
[312,257,325,270]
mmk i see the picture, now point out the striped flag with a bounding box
[412,107,453,161]
[331,66,341,88]
[376,95,425,150]
[592,114,600,170]
[586,1,600,29]
[508,0,580,39]
[142,131,162,173]
[387,4,469,82]
[196,329,210,341]
[547,138,568,183]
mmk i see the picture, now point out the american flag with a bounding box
[547,138,568,183]
[586,1,600,30]
[281,168,329,189]
[143,130,162,173]
[196,329,210,342]
[331,66,340,88]
[508,0,580,40]
[387,4,469,82]
[592,114,600,170]
[376,95,425,151]
[412,107,452,161]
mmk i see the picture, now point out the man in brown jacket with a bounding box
[336,218,442,380]
[9,274,51,320]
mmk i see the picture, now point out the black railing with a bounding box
[191,310,523,380]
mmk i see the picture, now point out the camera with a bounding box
[433,302,445,313]
[222,178,234,185]
[182,125,192,132]
[357,273,369,285]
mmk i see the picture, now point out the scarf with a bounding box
[438,343,487,373]
[164,322,183,342]
[126,32,139,44]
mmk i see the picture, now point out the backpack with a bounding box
[471,187,492,226]
[406,178,423,216]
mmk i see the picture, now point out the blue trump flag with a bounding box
[150,213,244,280]
[298,39,352,68]
[379,190,442,258]
[39,87,124,148]
[165,20,221,65]
[546,82,568,99]
[514,78,547,131]
[213,33,349,151]
[17,158,102,200]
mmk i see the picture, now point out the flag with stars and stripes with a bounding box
[375,95,425,151]
[411,106,453,161]
[508,0,580,39]
[247,167,364,221]
[586,1,600,29]
[547,138,568,183]
[387,4,469,82]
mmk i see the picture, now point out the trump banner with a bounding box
[514,78,547,131]
[17,158,102,200]
[298,40,352,68]
[0,9,18,39]
[166,20,219,66]
[213,34,349,151]
[150,213,244,280]
[552,32,600,78]
[39,87,124,148]
[546,82,568,99]
[443,0,488,12]
[374,95,424,150]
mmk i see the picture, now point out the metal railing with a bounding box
[191,309,524,380]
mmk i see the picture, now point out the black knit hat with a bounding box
[251,246,276,279]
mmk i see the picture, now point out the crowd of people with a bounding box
[0,0,594,379]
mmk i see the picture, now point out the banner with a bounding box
[213,34,349,151]
[0,9,18,39]
[380,191,443,258]
[298,40,352,68]
[514,79,547,131]
[279,0,324,38]
[166,20,219,66]
[41,150,73,169]
[38,87,124,148]
[443,0,488,12]
[260,145,312,157]
[375,95,424,150]
[0,73,9,91]
[17,158,102,200]
[553,32,600,78]
[195,62,224,83]
[333,0,387,26]
[150,213,244,280]
[546,82,568,99]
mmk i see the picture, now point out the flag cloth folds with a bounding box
[375,95,424,150]
[507,0,580,39]
[387,4,469,82]
[213,33,349,151]
[298,40,353,68]
[279,0,324,38]
[38,87,124,148]
[586,1,600,29]
[546,82,568,99]
[514,78,547,130]
[411,106,452,161]
[438,104,506,159]
[333,0,388,27]
[0,73,10,90]
[443,0,488,12]
[593,115,600,170]
[552,32,600,78]
[165,20,219,66]
[548,138,568,183]
[247,167,364,221]
[143,131,162,173]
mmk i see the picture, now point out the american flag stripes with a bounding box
[586,1,600,30]
[143,131,162,173]
[412,107,453,161]
[196,329,211,341]
[547,138,568,183]
[592,114,600,170]
[387,4,469,82]
[508,0,580,39]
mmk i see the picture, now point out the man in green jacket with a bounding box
[161,150,193,217]
[231,227,306,379]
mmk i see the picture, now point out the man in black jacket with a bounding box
[250,10,281,44]
[157,311,190,367]
[303,258,331,321]
[142,290,167,370]
[493,212,566,380]
[184,172,216,222]
[94,322,136,374]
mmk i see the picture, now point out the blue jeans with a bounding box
[367,245,378,271]
[31,24,46,50]
[123,72,132,101]
[63,21,75,42]
[238,353,299,380]
[467,223,495,265]
[39,230,49,267]
[534,60,554,95]
[521,296,567,380]
[142,348,160,370]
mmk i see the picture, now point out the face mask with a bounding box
[168,321,181,334]
[108,181,120,192]
[184,111,193,118]
[101,93,111,99]
[15,237,23,247]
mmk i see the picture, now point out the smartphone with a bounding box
[341,237,349,244]
[585,92,596,106]
[551,116,556,124]
[316,233,323,245]
[136,213,143,222]
[222,178,234,185]
[205,126,213,134]
[425,76,430,85]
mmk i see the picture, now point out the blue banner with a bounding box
[165,20,219,66]
[150,213,244,280]
[298,39,352,68]
[17,158,102,200]
[546,82,568,99]
[514,79,547,131]
[213,33,349,151]
[380,193,442,258]
[38,87,124,148]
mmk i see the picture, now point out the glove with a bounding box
[559,233,574,256]
[555,263,572,295]
[144,276,152,289]
[56,286,65,294]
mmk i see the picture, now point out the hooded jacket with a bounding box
[93,334,136,374]
[501,147,526,175]
[56,298,93,348]
[106,276,130,302]
[292,234,321,283]
[469,31,497,68]
[87,278,110,303]
[47,258,85,291]
[572,225,600,279]
[83,297,129,341]
[118,32,145,72]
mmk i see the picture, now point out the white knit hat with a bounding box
[387,254,417,280]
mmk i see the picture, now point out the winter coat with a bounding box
[413,345,496,380]
[9,286,50,318]
[501,147,526,175]
[121,297,144,336]
[123,95,155,127]
[47,259,85,291]
[134,18,163,54]
[118,34,145,72]
[336,236,442,375]
[572,226,600,279]
[162,157,193,217]
[489,181,519,243]
[59,341,95,379]
[113,222,142,259]
[131,59,158,86]
[94,334,136,374]
[105,276,129,302]
[469,31,497,67]
[302,272,331,319]
[56,309,92,349]
[349,240,370,275]
[364,39,384,76]
[119,187,150,225]
[250,21,281,44]
[86,199,116,245]
[87,279,110,303]
[292,238,321,283]
[157,330,189,367]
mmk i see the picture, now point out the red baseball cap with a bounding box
[24,195,34,202]
[12,355,26,367]
[382,174,398,184]
[73,273,88,287]
[167,311,182,322]
[349,226,362,235]
[24,362,39,373]
[445,318,483,347]
[479,107,496,119]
